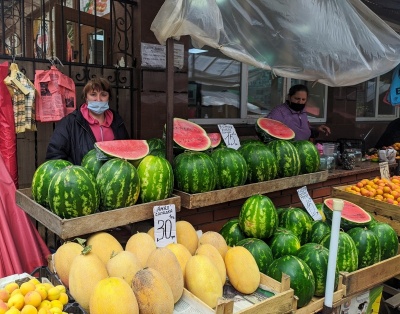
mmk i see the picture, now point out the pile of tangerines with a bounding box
[345,176,400,205]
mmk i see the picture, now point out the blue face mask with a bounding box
[87,101,109,114]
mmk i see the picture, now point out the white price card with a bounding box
[218,124,240,150]
[379,161,390,180]
[297,186,322,221]
[153,204,176,247]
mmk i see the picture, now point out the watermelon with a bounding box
[292,140,321,174]
[94,140,149,161]
[320,231,358,272]
[168,118,211,151]
[309,220,331,244]
[137,155,174,203]
[211,147,248,189]
[219,218,247,247]
[238,143,278,183]
[323,198,371,231]
[346,227,381,269]
[268,228,301,259]
[47,165,99,218]
[147,138,166,152]
[208,133,222,149]
[238,194,278,239]
[173,151,216,193]
[32,159,73,208]
[81,149,106,178]
[236,238,274,275]
[266,140,301,177]
[369,222,399,260]
[255,117,295,143]
[279,207,312,245]
[267,255,315,308]
[96,158,140,211]
[148,148,166,158]
[296,243,339,297]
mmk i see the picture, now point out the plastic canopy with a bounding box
[151,0,400,87]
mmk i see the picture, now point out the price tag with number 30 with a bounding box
[153,204,176,247]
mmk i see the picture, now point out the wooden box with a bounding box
[15,188,181,240]
[175,171,328,209]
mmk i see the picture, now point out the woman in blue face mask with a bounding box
[46,77,130,165]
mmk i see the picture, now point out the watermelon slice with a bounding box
[94,140,149,160]
[323,198,371,231]
[255,118,295,143]
[168,118,211,151]
[208,132,222,149]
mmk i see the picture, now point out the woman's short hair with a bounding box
[82,77,112,100]
[288,84,309,97]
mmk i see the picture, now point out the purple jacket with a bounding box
[267,102,312,140]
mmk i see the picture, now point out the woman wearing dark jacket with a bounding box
[46,77,130,165]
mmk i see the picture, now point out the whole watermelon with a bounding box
[47,165,99,218]
[320,231,358,272]
[266,140,301,177]
[32,159,73,208]
[239,194,278,239]
[219,218,247,247]
[369,222,398,260]
[96,158,140,211]
[238,142,278,183]
[309,220,331,244]
[137,155,173,203]
[296,243,339,297]
[267,255,315,308]
[346,227,381,269]
[210,147,248,189]
[292,140,321,174]
[81,149,106,178]
[173,151,216,193]
[268,228,301,259]
[236,238,274,275]
[279,207,313,245]
[147,138,166,152]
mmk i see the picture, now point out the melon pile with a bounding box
[219,194,399,308]
[52,220,260,313]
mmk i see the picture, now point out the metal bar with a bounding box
[166,38,174,164]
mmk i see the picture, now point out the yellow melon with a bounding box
[132,267,174,314]
[198,231,228,258]
[224,246,260,294]
[176,221,198,255]
[53,241,83,288]
[106,250,142,285]
[125,232,156,267]
[86,232,124,265]
[147,227,154,239]
[89,277,139,314]
[185,255,223,308]
[196,243,227,285]
[68,251,109,312]
[165,243,192,278]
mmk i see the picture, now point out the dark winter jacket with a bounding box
[45,106,130,165]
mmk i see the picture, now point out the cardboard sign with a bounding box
[153,204,177,247]
[218,124,240,150]
[297,186,322,221]
[379,162,390,180]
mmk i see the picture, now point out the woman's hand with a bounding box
[317,125,331,136]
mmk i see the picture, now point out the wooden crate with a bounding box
[175,171,328,209]
[16,188,181,240]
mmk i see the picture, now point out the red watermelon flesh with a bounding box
[208,132,222,148]
[94,140,149,160]
[256,118,295,142]
[172,118,211,151]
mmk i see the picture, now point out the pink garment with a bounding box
[0,154,50,277]
[80,103,114,142]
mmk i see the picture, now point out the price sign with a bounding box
[153,204,176,247]
[218,124,240,150]
[297,186,322,221]
[379,161,390,180]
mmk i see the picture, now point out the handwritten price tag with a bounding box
[297,186,322,221]
[379,162,390,180]
[153,204,176,247]
[218,124,240,150]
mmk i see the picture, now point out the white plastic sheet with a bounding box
[151,0,400,87]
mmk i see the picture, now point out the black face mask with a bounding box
[288,101,306,112]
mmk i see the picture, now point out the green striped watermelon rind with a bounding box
[346,227,381,269]
[81,149,106,178]
[219,218,247,247]
[255,117,295,143]
[235,238,274,275]
[369,222,399,260]
[278,207,312,245]
[266,140,301,178]
[309,220,331,244]
[94,140,150,161]
[292,140,321,174]
[268,228,301,260]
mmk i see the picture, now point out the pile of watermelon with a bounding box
[219,195,399,308]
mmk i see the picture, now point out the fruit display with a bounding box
[94,139,149,162]
[266,139,301,178]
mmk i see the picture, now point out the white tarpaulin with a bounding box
[151,0,400,87]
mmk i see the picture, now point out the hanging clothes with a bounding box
[4,63,37,133]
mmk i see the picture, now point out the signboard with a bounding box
[153,204,176,247]
[297,186,322,221]
[141,42,184,69]
[218,124,240,150]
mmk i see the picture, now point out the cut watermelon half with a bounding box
[255,118,295,143]
[169,118,211,151]
[94,140,149,160]
[323,198,371,231]
[208,132,222,149]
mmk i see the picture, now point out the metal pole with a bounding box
[166,38,174,164]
